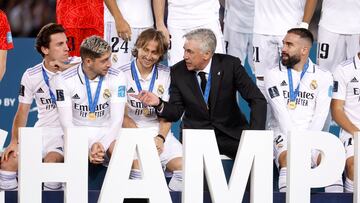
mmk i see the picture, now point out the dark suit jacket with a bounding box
[159,54,267,140]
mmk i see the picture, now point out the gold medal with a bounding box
[288,101,297,110]
[142,107,151,117]
[310,80,318,90]
[157,85,164,95]
[88,112,96,120]
[103,89,111,99]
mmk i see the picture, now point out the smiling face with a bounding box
[136,40,161,70]
[183,39,211,71]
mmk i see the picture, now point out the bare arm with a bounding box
[331,99,359,135]
[0,50,7,81]
[1,103,30,161]
[302,0,318,25]
[122,106,138,128]
[152,0,170,44]
[104,0,132,41]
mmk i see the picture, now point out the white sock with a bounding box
[43,182,63,191]
[0,170,17,190]
[130,169,142,180]
[168,170,183,191]
[344,177,353,193]
[278,167,287,192]
[324,177,343,193]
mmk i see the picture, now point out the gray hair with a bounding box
[183,28,217,54]
[80,35,111,60]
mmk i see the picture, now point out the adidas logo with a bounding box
[127,87,135,93]
[36,87,44,93]
[280,80,288,86]
[72,94,80,99]
[351,77,359,83]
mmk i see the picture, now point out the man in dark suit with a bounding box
[137,28,267,159]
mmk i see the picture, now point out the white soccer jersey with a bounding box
[104,0,153,28]
[319,0,360,34]
[119,61,170,128]
[19,57,81,128]
[55,64,127,127]
[167,0,220,29]
[332,55,360,127]
[264,59,333,135]
[253,0,306,35]
[224,0,254,33]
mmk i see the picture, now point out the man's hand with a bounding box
[89,142,105,164]
[154,136,164,154]
[115,17,132,41]
[1,142,18,162]
[49,59,78,72]
[132,90,160,106]
[156,24,170,46]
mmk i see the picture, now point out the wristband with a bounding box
[156,134,166,143]
[298,22,309,29]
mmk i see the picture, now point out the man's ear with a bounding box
[41,46,49,56]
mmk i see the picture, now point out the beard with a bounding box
[281,53,301,67]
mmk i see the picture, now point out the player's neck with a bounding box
[43,59,57,73]
[136,59,153,79]
[82,65,97,80]
[293,58,308,72]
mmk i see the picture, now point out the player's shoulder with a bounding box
[336,57,356,72]
[107,67,127,82]
[156,63,170,76]
[24,63,43,77]
[117,62,132,73]
[60,64,79,81]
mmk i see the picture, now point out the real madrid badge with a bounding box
[143,107,151,117]
[88,112,96,120]
[310,80,318,90]
[112,54,118,63]
[288,101,296,110]
[103,89,111,99]
[157,85,164,95]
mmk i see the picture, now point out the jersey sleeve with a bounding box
[18,71,34,104]
[264,68,294,135]
[160,72,171,102]
[308,72,333,130]
[332,65,347,101]
[0,11,13,50]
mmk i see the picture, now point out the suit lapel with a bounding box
[209,56,223,110]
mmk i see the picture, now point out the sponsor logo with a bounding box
[351,77,359,83]
[333,81,338,92]
[280,80,287,86]
[72,94,80,99]
[118,86,125,97]
[127,87,135,94]
[36,87,44,93]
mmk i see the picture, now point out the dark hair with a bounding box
[35,23,66,57]
[132,28,168,62]
[287,28,314,45]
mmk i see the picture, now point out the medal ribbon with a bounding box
[287,61,309,104]
[131,60,157,93]
[41,66,56,104]
[83,66,104,114]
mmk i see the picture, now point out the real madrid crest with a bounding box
[157,85,164,95]
[103,89,112,99]
[112,54,118,63]
[310,80,318,90]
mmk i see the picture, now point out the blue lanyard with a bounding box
[41,66,56,104]
[83,67,104,113]
[287,62,309,102]
[131,60,157,93]
[199,70,211,105]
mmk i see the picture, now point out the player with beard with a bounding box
[264,28,342,192]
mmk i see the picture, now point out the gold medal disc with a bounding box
[288,101,297,110]
[143,107,151,117]
[88,112,96,120]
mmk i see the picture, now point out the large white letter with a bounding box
[18,127,88,203]
[98,128,172,203]
[286,130,345,203]
[354,131,360,203]
[182,129,273,203]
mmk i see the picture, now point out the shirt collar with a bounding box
[41,60,56,77]
[78,63,101,82]
[196,58,212,75]
[132,59,156,81]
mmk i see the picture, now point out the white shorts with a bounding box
[317,26,360,73]
[104,22,151,68]
[133,129,183,170]
[223,27,254,73]
[273,132,319,169]
[252,34,283,77]
[167,20,225,66]
[339,129,354,160]
[42,128,64,158]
